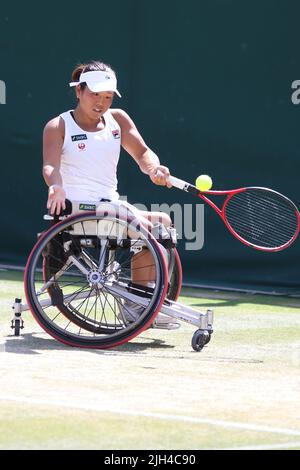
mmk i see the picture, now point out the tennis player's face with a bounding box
[78,87,114,119]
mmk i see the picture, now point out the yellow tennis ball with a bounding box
[195,174,213,191]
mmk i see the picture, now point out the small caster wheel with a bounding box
[15,319,21,336]
[205,332,212,345]
[11,318,24,337]
[11,299,24,337]
[191,329,210,352]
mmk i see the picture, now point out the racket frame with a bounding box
[168,176,300,251]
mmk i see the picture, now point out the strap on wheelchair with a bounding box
[151,223,177,248]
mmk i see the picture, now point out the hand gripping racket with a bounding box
[168,176,300,252]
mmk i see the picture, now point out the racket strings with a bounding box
[228,204,296,238]
[226,200,297,245]
[225,189,299,249]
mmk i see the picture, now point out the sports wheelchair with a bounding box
[11,200,214,351]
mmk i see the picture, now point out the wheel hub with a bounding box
[87,270,104,287]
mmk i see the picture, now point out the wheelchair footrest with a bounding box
[161,299,214,329]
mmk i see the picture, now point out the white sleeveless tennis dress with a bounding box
[59,109,121,202]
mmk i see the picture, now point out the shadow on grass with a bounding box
[4,332,174,356]
[3,333,266,364]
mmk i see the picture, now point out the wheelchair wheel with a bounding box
[42,238,106,334]
[25,210,168,349]
[167,248,182,301]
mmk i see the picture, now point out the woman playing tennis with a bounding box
[42,60,178,328]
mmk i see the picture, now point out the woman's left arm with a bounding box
[111,109,172,187]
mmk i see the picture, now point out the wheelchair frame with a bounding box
[11,201,214,351]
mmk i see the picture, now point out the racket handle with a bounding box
[167,175,189,191]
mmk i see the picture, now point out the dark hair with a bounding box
[71,60,116,89]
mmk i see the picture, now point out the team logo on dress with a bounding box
[78,142,86,151]
[112,129,120,139]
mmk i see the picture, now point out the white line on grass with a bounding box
[0,395,300,437]
[0,264,25,271]
[226,441,300,450]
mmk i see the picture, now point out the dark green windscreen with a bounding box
[0,0,299,291]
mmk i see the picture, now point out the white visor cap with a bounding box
[69,70,121,97]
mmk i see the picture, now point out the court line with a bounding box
[0,395,300,437]
[0,263,25,271]
[226,441,300,450]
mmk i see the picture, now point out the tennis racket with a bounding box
[168,176,300,252]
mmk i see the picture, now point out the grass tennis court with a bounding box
[0,269,300,450]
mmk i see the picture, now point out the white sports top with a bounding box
[59,109,121,201]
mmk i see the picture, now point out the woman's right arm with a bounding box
[43,117,66,215]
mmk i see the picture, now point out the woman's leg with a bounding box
[131,211,172,286]
[124,209,179,328]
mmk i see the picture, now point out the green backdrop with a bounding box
[1,0,299,292]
